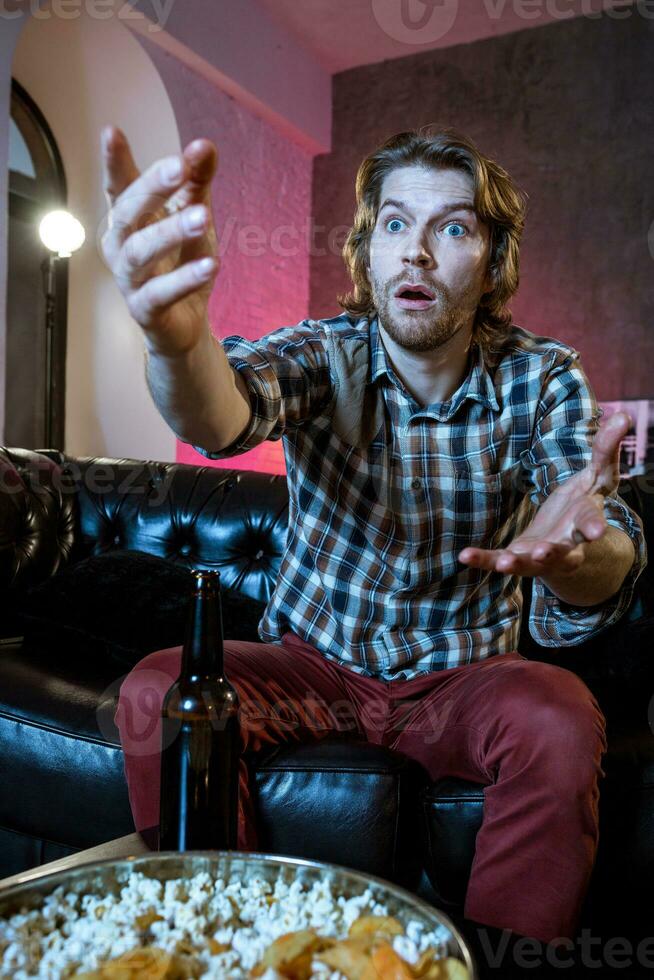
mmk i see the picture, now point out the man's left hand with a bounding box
[458,411,631,578]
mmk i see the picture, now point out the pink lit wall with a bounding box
[134,39,315,476]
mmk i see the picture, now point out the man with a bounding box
[102,124,645,957]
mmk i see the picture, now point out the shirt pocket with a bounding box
[454,461,526,551]
[451,465,504,551]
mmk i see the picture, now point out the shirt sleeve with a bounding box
[190,319,334,460]
[519,348,647,647]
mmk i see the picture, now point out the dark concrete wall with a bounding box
[310,13,654,400]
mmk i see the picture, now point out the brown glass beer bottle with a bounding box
[159,569,240,851]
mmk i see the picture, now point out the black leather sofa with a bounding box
[1,446,653,957]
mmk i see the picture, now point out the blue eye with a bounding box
[445,223,466,237]
[385,218,405,233]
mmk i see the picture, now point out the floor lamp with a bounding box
[38,210,85,448]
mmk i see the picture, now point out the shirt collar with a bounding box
[368,313,500,416]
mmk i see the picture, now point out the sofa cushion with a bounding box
[14,550,267,667]
[420,778,486,908]
[252,738,428,889]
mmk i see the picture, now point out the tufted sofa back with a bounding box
[0,448,289,604]
[2,445,652,618]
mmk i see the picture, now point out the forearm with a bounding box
[144,325,251,452]
[539,525,635,607]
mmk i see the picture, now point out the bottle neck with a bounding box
[181,581,225,680]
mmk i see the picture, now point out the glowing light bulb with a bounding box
[39,210,85,258]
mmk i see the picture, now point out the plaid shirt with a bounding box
[194,313,646,680]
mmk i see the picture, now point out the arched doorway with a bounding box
[6,78,67,449]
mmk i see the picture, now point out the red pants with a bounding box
[114,630,607,944]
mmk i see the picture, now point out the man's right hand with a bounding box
[100,125,219,357]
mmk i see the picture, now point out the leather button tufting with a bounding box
[179,543,192,556]
[254,549,264,560]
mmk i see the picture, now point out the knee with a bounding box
[496,661,608,764]
[114,646,182,758]
[119,646,182,699]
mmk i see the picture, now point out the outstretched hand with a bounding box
[100,125,220,355]
[458,412,631,579]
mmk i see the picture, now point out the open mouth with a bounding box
[397,288,433,300]
[394,285,437,309]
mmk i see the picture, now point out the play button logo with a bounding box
[371,0,460,45]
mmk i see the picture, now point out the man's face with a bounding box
[367,164,492,352]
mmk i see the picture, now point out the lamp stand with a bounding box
[41,253,60,449]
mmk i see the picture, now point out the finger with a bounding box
[177,138,218,205]
[115,204,209,292]
[495,544,584,576]
[163,139,218,219]
[458,547,510,572]
[128,256,217,329]
[105,151,188,259]
[542,492,606,548]
[500,547,586,578]
[514,540,573,563]
[459,546,526,574]
[101,125,140,207]
[459,541,578,576]
[526,490,605,553]
[171,139,218,265]
[570,494,606,542]
[589,411,631,493]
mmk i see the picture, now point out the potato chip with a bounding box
[71,945,172,979]
[135,912,164,931]
[412,961,445,980]
[277,949,315,979]
[365,941,414,979]
[207,937,231,955]
[411,945,440,977]
[440,957,470,980]
[250,929,322,976]
[315,937,375,979]
[349,915,404,944]
[174,939,195,957]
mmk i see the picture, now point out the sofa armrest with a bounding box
[0,448,74,597]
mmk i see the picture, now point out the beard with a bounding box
[369,272,481,353]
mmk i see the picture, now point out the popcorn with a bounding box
[0,867,454,979]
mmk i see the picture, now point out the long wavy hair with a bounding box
[337,126,529,347]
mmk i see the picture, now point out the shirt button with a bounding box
[411,478,422,490]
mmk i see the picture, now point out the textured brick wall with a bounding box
[311,13,654,401]
[137,40,313,474]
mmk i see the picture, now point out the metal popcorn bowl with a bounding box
[0,850,478,978]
